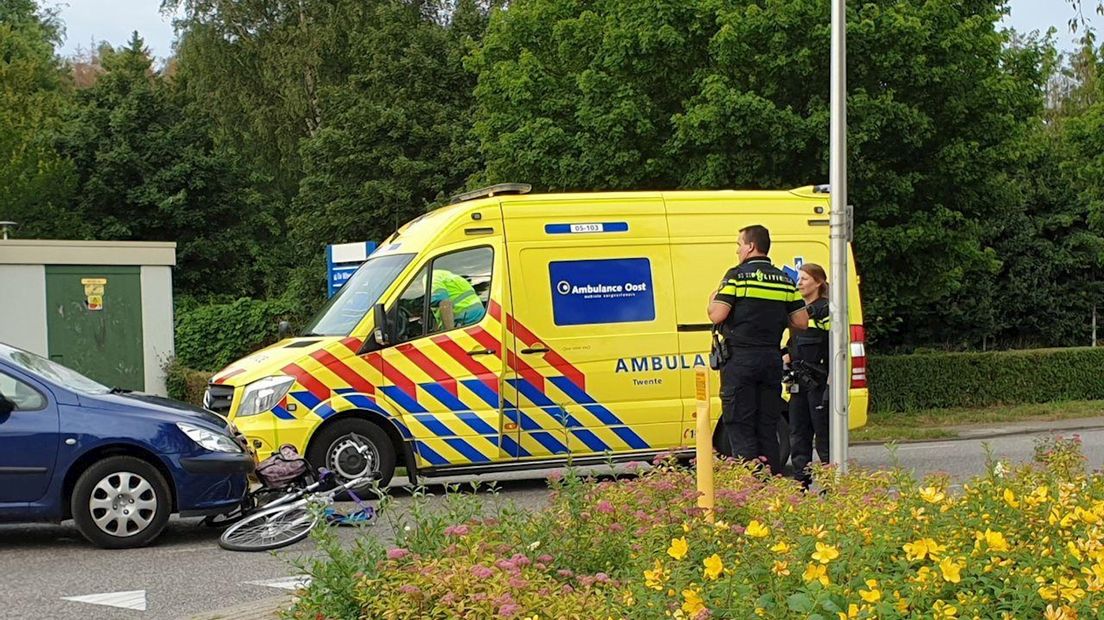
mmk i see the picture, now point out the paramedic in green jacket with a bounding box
[432,269,485,330]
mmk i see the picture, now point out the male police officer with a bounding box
[707,225,808,475]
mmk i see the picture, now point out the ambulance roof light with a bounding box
[450,183,532,204]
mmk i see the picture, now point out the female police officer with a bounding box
[783,263,831,488]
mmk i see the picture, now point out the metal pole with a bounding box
[828,0,850,472]
[1093,304,1097,347]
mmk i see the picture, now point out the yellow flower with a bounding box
[713,520,730,531]
[771,560,790,576]
[939,557,964,583]
[1039,577,1087,604]
[703,554,724,580]
[803,562,829,586]
[903,538,945,562]
[1003,488,1020,508]
[1043,604,1078,620]
[801,523,828,539]
[975,529,1010,553]
[1076,507,1100,525]
[644,559,667,590]
[812,542,840,564]
[745,520,770,538]
[859,578,882,602]
[837,603,860,620]
[932,600,958,617]
[681,588,706,616]
[770,541,791,554]
[920,486,946,504]
[893,591,910,614]
[668,537,689,561]
[1069,541,1084,563]
[1026,485,1050,508]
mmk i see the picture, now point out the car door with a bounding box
[0,369,60,503]
[378,242,514,468]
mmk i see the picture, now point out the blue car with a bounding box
[0,343,252,548]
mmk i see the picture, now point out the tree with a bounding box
[470,0,1050,349]
[0,0,78,238]
[56,33,267,297]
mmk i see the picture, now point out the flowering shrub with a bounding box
[288,437,1104,619]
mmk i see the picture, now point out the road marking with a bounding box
[61,590,147,611]
[244,575,311,591]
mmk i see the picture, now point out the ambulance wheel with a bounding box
[308,419,395,492]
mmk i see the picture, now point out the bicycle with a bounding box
[218,468,377,552]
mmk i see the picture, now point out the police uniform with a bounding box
[786,297,830,485]
[713,257,804,475]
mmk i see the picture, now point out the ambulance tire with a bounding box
[308,419,395,494]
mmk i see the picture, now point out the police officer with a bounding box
[784,263,831,488]
[708,225,808,475]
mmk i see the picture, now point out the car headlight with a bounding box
[237,375,296,417]
[176,423,242,453]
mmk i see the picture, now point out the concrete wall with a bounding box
[0,265,48,355]
[140,266,175,397]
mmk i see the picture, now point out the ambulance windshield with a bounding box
[304,253,415,336]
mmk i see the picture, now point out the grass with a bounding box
[852,399,1104,443]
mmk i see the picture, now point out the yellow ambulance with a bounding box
[205,184,868,486]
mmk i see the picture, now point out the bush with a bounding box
[174,297,299,371]
[287,438,1104,620]
[868,347,1104,413]
[164,358,213,406]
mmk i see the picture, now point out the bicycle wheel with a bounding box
[218,503,318,552]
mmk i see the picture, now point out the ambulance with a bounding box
[204,184,868,486]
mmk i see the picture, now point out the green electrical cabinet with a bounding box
[45,265,146,391]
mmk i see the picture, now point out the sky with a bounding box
[50,0,1099,62]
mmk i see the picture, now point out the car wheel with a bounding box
[308,419,395,491]
[71,456,172,549]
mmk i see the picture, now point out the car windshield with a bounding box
[0,343,111,395]
[304,253,416,336]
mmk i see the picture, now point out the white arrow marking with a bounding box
[244,575,311,591]
[61,590,147,611]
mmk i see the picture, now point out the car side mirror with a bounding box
[0,394,14,418]
[372,303,391,347]
[278,320,291,339]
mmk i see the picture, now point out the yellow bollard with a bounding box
[694,366,715,522]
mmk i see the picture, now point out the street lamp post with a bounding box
[828,0,850,472]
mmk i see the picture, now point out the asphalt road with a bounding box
[4,428,1104,620]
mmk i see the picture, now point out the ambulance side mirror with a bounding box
[372,303,391,347]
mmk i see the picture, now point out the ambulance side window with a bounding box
[394,266,428,343]
[426,247,492,336]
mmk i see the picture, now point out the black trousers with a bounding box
[790,382,829,483]
[720,349,784,475]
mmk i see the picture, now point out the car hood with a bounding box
[78,391,231,433]
[208,337,347,387]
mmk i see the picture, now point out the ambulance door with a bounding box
[378,240,514,469]
[502,197,684,459]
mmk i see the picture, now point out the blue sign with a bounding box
[326,241,377,298]
[549,258,655,326]
[545,222,629,235]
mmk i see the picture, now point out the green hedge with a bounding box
[164,359,213,406]
[868,347,1104,413]
[174,297,299,372]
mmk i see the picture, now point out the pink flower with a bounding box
[608,523,625,533]
[557,569,574,578]
[561,584,574,593]
[386,548,410,560]
[596,500,614,514]
[498,603,521,619]
[440,593,457,605]
[626,461,644,472]
[595,572,611,584]
[511,553,531,567]
[508,576,529,589]
[470,565,494,579]
[547,470,564,482]
[578,575,595,587]
[537,554,554,564]
[444,524,470,536]
[398,584,421,595]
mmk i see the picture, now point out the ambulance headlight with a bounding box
[237,376,296,417]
